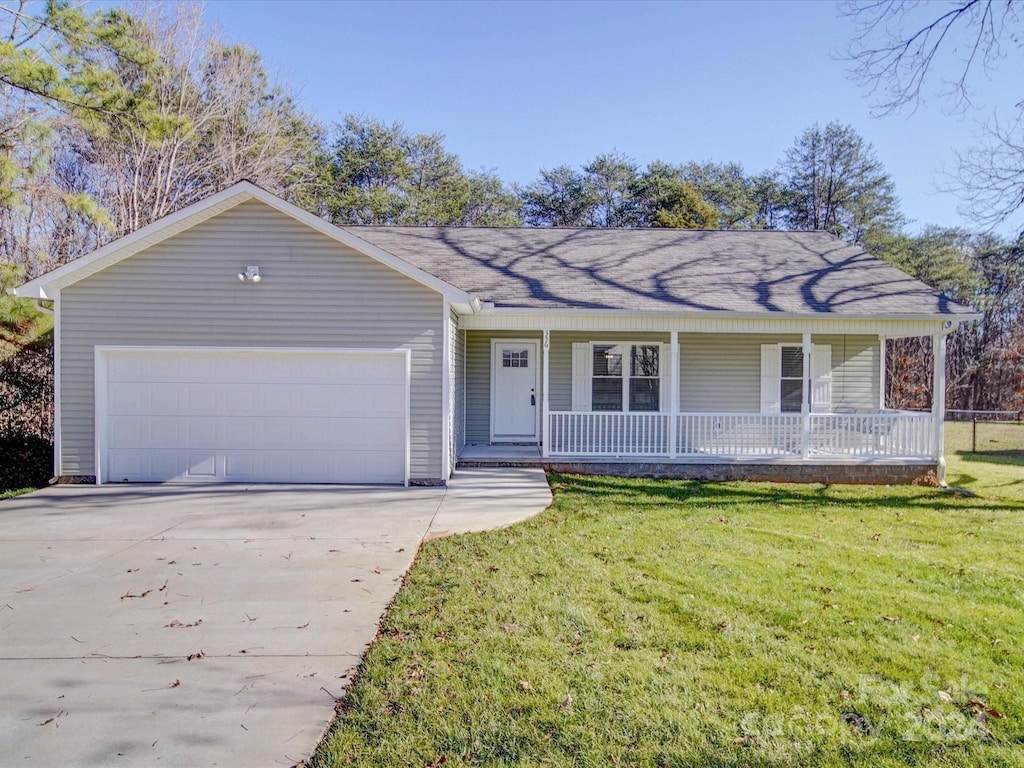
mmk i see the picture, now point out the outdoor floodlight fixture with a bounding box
[238,266,261,283]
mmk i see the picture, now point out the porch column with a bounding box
[541,329,550,458]
[879,335,886,410]
[669,331,679,459]
[801,332,811,459]
[932,333,947,485]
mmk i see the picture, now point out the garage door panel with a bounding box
[101,349,408,484]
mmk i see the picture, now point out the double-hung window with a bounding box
[760,343,833,414]
[590,343,661,412]
[780,346,804,412]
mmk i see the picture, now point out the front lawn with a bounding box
[313,465,1023,767]
[945,421,1024,503]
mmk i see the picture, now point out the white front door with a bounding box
[491,340,539,441]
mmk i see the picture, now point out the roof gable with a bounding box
[13,182,473,303]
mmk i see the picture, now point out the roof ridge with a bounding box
[341,225,836,234]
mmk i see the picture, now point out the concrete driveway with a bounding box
[0,468,551,767]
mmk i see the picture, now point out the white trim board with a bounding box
[52,291,62,478]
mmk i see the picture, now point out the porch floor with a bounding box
[456,444,934,468]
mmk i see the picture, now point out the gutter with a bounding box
[469,306,982,323]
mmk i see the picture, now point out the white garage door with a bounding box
[98,348,408,484]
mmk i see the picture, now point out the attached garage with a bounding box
[96,347,410,484]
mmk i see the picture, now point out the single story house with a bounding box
[14,181,977,486]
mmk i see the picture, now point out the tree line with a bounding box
[1,1,1021,413]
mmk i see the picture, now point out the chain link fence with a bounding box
[946,410,1024,455]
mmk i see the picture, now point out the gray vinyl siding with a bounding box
[59,199,444,481]
[464,332,880,442]
[819,334,881,412]
[679,333,879,412]
[465,330,543,444]
[450,308,464,470]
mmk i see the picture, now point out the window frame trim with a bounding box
[588,341,663,413]
[779,343,805,413]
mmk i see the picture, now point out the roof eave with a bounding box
[464,305,982,323]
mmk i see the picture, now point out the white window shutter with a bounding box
[571,342,591,411]
[810,344,832,413]
[659,343,671,412]
[760,344,781,413]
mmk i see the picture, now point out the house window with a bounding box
[592,344,623,410]
[591,343,660,412]
[502,349,529,368]
[780,346,804,412]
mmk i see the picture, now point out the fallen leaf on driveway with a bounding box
[186,651,205,661]
[164,619,202,629]
[170,679,181,688]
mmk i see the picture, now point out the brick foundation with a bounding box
[538,461,938,485]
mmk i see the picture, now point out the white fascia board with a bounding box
[468,306,981,323]
[14,181,474,304]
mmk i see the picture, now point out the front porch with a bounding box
[453,317,950,483]
[455,440,936,484]
[462,410,933,461]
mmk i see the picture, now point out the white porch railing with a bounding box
[678,413,802,456]
[546,411,935,459]
[808,412,934,458]
[547,412,670,456]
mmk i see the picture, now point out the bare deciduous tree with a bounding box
[841,0,1024,227]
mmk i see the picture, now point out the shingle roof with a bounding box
[343,226,974,316]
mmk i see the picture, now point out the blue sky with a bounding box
[206,0,1023,235]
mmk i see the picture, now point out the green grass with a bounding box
[0,487,36,500]
[313,461,1024,767]
[945,422,1024,503]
